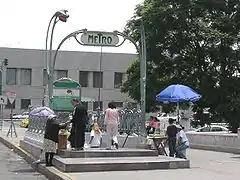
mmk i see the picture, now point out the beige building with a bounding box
[0,47,136,116]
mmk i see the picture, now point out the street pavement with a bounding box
[1,120,240,180]
[0,121,47,180]
[0,120,26,144]
[0,141,47,180]
[69,149,240,180]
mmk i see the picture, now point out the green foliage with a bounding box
[121,0,240,132]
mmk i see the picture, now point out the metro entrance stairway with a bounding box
[53,148,190,172]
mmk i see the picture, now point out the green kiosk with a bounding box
[52,77,81,112]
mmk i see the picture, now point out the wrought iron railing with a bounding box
[25,107,143,145]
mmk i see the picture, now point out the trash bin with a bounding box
[58,133,68,149]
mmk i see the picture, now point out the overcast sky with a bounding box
[0,0,143,54]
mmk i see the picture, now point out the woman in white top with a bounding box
[175,125,189,159]
[104,102,120,149]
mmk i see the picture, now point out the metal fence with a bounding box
[25,108,143,140]
[97,109,142,134]
[56,108,142,135]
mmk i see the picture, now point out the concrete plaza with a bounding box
[69,149,239,180]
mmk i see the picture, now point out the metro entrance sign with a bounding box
[52,27,147,138]
[80,31,119,47]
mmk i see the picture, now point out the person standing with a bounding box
[43,115,70,166]
[71,99,88,150]
[166,118,178,157]
[176,125,189,159]
[146,116,156,135]
[104,102,119,149]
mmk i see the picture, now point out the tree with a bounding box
[121,0,240,132]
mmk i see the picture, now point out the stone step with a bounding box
[58,148,159,158]
[53,156,190,172]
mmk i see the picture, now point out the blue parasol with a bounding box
[156,84,201,103]
[156,84,201,121]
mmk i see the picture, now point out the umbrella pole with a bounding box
[177,102,180,123]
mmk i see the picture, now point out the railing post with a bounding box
[238,128,240,138]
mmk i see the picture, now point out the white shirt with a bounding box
[177,130,189,146]
[90,130,102,147]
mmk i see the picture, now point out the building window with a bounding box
[5,99,15,109]
[113,102,123,108]
[6,68,17,85]
[21,99,31,109]
[93,101,103,111]
[20,68,32,85]
[56,70,68,80]
[82,102,88,110]
[79,71,89,87]
[43,69,48,86]
[93,72,103,88]
[114,72,124,88]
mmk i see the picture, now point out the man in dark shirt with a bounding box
[166,118,177,157]
[71,99,88,150]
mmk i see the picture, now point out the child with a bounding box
[88,121,102,148]
[43,114,70,166]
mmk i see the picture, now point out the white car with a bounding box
[193,125,230,133]
[12,112,29,119]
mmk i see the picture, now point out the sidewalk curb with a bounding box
[0,136,72,180]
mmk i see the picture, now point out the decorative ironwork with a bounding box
[92,107,142,135]
[24,106,143,147]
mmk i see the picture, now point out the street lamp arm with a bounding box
[52,29,87,70]
[113,30,140,53]
[49,16,58,75]
[46,9,69,108]
[114,25,147,138]
[73,35,86,46]
[45,15,57,75]
[114,38,127,48]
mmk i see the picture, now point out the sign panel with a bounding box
[53,89,79,96]
[0,96,7,105]
[6,92,16,104]
[81,31,119,47]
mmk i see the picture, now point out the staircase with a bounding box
[53,148,190,173]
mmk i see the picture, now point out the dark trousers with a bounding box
[75,125,85,149]
[69,136,75,148]
[168,137,176,157]
[45,152,54,166]
[68,125,76,148]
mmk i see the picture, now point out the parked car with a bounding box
[12,112,29,119]
[191,125,230,133]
